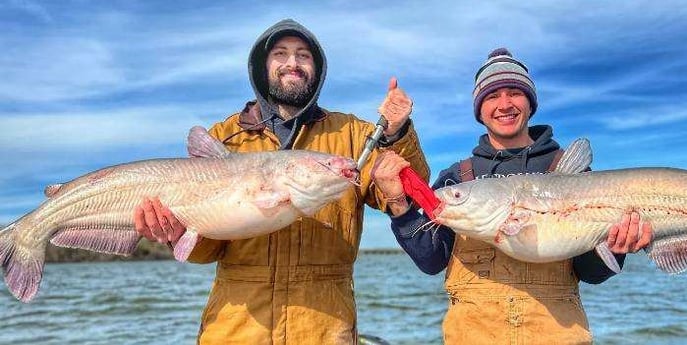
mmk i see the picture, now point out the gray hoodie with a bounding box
[247,19,327,149]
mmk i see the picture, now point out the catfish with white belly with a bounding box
[434,138,687,275]
[0,126,358,302]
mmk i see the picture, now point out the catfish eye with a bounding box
[443,186,469,206]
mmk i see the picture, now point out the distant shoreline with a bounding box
[0,224,403,263]
[0,223,404,263]
[45,241,175,263]
[44,242,403,263]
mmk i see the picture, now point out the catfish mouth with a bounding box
[342,166,361,186]
[316,160,360,186]
[342,168,359,181]
[431,202,446,220]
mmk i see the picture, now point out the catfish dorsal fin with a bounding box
[554,138,593,174]
[187,126,232,158]
[44,184,64,198]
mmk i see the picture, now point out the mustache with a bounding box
[277,67,307,79]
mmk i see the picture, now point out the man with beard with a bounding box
[132,19,429,345]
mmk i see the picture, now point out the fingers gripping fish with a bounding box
[0,126,359,302]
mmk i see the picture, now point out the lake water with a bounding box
[1,252,686,344]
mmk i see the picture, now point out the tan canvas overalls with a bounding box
[442,153,593,345]
[187,108,430,345]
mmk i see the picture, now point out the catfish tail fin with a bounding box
[0,222,45,303]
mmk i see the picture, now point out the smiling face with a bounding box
[479,87,533,149]
[265,36,316,107]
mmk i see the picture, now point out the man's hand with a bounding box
[607,211,653,254]
[371,151,411,215]
[378,77,413,137]
[133,197,187,245]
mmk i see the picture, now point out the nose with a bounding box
[284,53,297,68]
[496,94,513,111]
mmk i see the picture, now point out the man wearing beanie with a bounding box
[131,19,429,344]
[372,48,653,344]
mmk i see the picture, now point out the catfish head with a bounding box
[278,151,358,215]
[434,178,514,241]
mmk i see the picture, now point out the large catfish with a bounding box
[433,138,687,275]
[0,126,359,302]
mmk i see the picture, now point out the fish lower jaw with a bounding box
[440,221,493,239]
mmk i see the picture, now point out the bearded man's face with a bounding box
[265,36,316,107]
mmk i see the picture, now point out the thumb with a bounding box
[387,77,398,92]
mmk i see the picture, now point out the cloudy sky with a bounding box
[2,1,686,248]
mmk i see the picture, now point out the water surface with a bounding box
[1,253,685,344]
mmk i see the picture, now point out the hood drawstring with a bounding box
[487,146,532,176]
[488,151,503,175]
[521,146,531,173]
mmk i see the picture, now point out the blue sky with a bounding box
[1,1,686,248]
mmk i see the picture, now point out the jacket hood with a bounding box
[248,19,327,123]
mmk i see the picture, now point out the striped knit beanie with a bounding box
[472,48,537,124]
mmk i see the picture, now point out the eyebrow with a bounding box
[271,44,311,52]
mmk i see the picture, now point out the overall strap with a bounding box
[547,149,565,172]
[458,158,475,182]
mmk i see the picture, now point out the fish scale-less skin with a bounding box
[45,156,331,240]
[2,149,357,302]
[437,167,687,263]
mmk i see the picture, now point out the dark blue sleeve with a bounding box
[573,250,626,284]
[389,164,462,275]
[391,210,455,275]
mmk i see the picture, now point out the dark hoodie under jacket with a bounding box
[247,19,327,150]
[391,125,625,284]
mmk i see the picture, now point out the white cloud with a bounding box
[596,108,687,131]
[0,106,219,152]
[2,0,687,246]
[0,38,123,102]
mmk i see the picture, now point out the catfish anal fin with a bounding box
[50,228,141,256]
[646,234,687,274]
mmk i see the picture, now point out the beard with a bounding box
[267,69,316,107]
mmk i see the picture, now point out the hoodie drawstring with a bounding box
[488,151,502,175]
[521,147,531,172]
[487,146,532,176]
